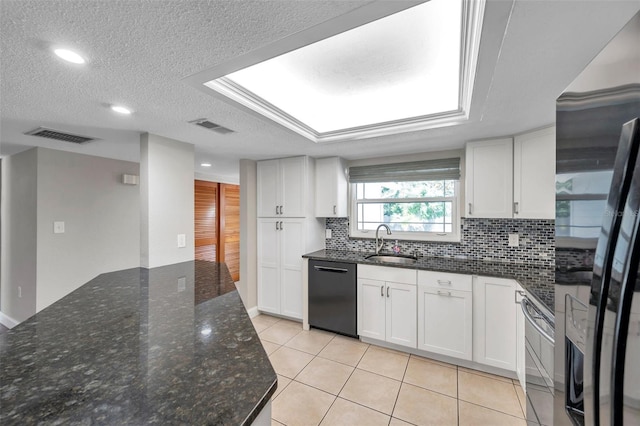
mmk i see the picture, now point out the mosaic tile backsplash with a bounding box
[325,217,555,267]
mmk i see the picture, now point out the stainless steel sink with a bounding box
[364,254,418,265]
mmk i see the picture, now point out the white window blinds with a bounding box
[348,158,460,183]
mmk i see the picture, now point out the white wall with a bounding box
[0,149,38,322]
[140,133,194,268]
[35,148,140,311]
[239,159,257,310]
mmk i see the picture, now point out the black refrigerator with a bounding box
[555,11,640,426]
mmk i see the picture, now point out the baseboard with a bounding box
[0,311,20,329]
[246,306,260,318]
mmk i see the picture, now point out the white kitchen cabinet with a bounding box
[315,157,348,217]
[515,283,526,390]
[514,126,556,219]
[417,271,473,360]
[358,265,417,349]
[465,138,514,218]
[465,127,555,219]
[258,218,323,319]
[358,278,386,340]
[473,275,518,371]
[257,156,307,218]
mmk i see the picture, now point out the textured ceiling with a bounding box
[1,0,639,183]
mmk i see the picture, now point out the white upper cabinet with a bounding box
[465,138,514,218]
[513,126,556,219]
[315,157,348,217]
[257,156,307,217]
[465,127,556,219]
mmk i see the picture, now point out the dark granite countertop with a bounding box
[0,260,276,425]
[303,249,555,314]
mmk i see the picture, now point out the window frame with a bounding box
[348,180,461,243]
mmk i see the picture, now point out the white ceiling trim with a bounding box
[185,0,489,143]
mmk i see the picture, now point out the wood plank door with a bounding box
[220,183,240,282]
[194,180,218,261]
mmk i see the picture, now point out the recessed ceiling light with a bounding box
[201,163,212,167]
[53,48,86,64]
[111,105,132,115]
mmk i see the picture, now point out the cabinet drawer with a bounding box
[358,265,416,285]
[417,270,472,292]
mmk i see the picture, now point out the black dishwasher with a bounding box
[308,259,357,337]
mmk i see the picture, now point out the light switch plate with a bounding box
[508,233,519,247]
[53,221,65,234]
[177,234,186,248]
[325,229,332,239]
[177,277,186,292]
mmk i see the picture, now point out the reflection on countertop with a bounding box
[0,260,276,425]
[303,249,555,312]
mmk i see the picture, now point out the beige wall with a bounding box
[239,159,257,310]
[1,149,38,322]
[35,148,140,311]
[1,147,140,322]
[140,133,194,268]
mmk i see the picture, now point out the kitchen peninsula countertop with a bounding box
[303,249,555,312]
[0,260,276,425]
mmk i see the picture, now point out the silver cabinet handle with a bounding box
[314,266,348,273]
[521,297,555,344]
[513,202,519,215]
[386,286,390,298]
[380,285,384,297]
[515,290,525,304]
[333,205,337,215]
[437,290,452,297]
[276,221,280,230]
[468,203,472,215]
[280,221,283,230]
[437,280,452,286]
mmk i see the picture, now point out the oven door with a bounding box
[522,296,555,426]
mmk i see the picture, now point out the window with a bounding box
[349,159,461,242]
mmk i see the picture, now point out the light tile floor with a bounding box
[252,314,527,426]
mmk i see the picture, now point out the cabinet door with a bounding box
[386,282,417,348]
[418,287,472,360]
[473,276,517,371]
[315,157,347,217]
[358,278,386,340]
[280,219,305,319]
[257,159,280,217]
[280,156,306,217]
[514,127,555,219]
[257,219,280,314]
[466,139,513,218]
[515,286,526,390]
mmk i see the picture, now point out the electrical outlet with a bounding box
[53,221,65,234]
[18,286,22,298]
[177,234,186,248]
[177,277,186,292]
[508,233,520,247]
[325,229,332,239]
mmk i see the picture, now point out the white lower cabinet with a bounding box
[258,218,307,319]
[357,265,417,349]
[473,275,518,371]
[417,270,473,360]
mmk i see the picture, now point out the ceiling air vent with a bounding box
[24,127,97,144]
[189,119,234,135]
